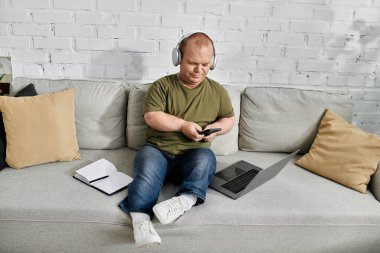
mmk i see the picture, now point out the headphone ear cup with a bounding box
[172,48,181,66]
[210,54,217,70]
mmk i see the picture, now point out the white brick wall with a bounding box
[0,0,379,134]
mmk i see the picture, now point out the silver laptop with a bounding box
[210,150,299,199]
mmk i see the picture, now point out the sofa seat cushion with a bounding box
[239,87,354,153]
[11,78,128,150]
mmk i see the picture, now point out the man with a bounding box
[119,31,235,248]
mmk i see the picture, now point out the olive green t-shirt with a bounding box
[143,74,234,155]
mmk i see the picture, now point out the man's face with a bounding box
[178,40,214,88]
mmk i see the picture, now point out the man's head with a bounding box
[174,32,216,88]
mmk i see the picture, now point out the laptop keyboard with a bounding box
[221,169,259,194]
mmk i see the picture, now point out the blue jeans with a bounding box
[119,144,216,217]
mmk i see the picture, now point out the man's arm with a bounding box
[144,111,204,142]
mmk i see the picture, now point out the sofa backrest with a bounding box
[239,87,354,154]
[11,77,128,150]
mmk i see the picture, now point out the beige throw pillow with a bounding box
[0,88,81,169]
[295,109,380,193]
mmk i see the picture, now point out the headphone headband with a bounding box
[172,31,217,70]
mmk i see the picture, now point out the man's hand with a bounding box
[180,121,204,142]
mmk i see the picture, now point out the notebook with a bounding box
[210,150,299,199]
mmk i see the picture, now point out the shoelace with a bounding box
[164,198,184,217]
[137,220,155,236]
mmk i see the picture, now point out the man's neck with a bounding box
[177,73,202,89]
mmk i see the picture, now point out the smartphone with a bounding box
[198,128,222,136]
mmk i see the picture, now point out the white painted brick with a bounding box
[51,52,90,63]
[0,0,5,8]
[0,24,7,35]
[0,36,30,48]
[217,56,254,69]
[290,0,327,4]
[90,52,133,65]
[225,31,263,44]
[11,50,49,63]
[314,8,354,21]
[204,17,219,29]
[323,48,361,60]
[98,26,136,39]
[158,41,174,53]
[185,3,224,15]
[375,0,380,7]
[33,37,71,49]
[267,32,305,46]
[85,65,105,78]
[355,9,380,22]
[307,73,328,85]
[76,12,115,25]
[290,21,329,34]
[12,24,52,36]
[217,42,242,55]
[354,112,380,122]
[32,11,72,24]
[134,54,171,68]
[338,63,375,74]
[290,73,308,85]
[218,18,242,30]
[247,18,283,31]
[140,28,178,40]
[376,65,380,75]
[43,63,64,78]
[362,91,380,101]
[162,15,203,28]
[0,10,29,22]
[230,4,269,17]
[22,63,43,77]
[252,46,283,57]
[119,13,159,26]
[97,0,136,11]
[273,6,311,19]
[258,59,295,71]
[117,40,157,53]
[358,122,380,135]
[252,72,270,84]
[354,101,378,112]
[141,0,180,14]
[12,0,50,9]
[298,60,336,72]
[347,76,367,87]
[76,39,115,50]
[332,0,370,7]
[63,64,83,78]
[105,65,126,79]
[307,35,323,46]
[327,74,347,86]
[55,24,94,37]
[324,35,346,47]
[285,47,321,58]
[53,0,93,10]
[230,72,250,83]
[271,72,290,84]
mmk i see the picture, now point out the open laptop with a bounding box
[210,150,299,199]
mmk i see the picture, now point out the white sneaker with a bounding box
[133,220,161,248]
[153,196,185,225]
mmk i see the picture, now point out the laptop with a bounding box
[210,150,299,199]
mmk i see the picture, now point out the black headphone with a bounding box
[172,31,217,70]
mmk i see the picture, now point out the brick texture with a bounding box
[0,0,379,133]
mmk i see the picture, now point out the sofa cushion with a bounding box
[0,83,38,169]
[295,109,380,193]
[126,84,241,155]
[239,87,354,153]
[0,88,81,169]
[11,77,127,149]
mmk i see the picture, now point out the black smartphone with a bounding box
[198,128,222,136]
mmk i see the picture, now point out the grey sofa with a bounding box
[1,77,379,253]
